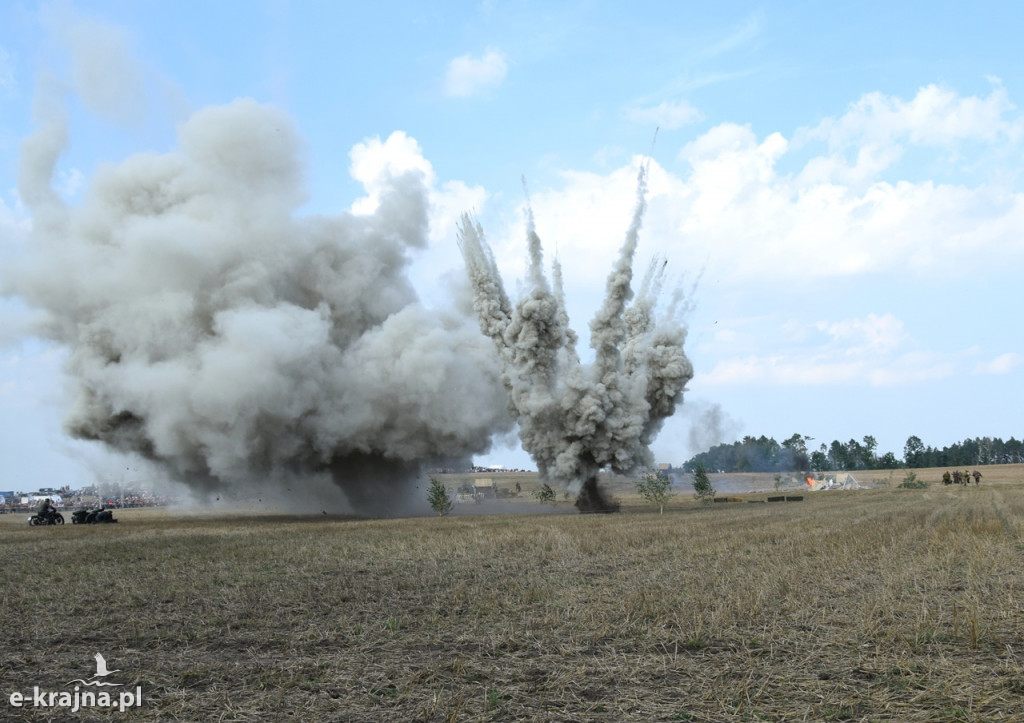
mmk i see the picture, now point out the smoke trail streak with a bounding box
[458,164,694,509]
[6,96,514,514]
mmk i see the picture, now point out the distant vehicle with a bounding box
[71,508,118,524]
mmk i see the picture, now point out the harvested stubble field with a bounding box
[2,465,1024,721]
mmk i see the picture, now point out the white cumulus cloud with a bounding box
[625,100,702,129]
[974,352,1023,375]
[804,82,1021,150]
[501,83,1024,297]
[348,130,488,241]
[696,314,957,389]
[816,313,908,354]
[346,130,489,306]
[444,48,508,98]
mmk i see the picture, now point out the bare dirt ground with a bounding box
[1,464,1023,721]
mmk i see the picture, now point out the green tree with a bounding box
[876,451,901,469]
[828,440,847,470]
[810,445,829,472]
[636,471,674,514]
[903,435,925,467]
[427,477,453,516]
[692,464,716,505]
[861,435,878,469]
[781,433,811,470]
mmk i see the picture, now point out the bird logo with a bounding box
[67,653,124,687]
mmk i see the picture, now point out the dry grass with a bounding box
[2,465,1023,721]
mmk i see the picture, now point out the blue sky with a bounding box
[1,1,1022,491]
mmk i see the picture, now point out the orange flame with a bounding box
[805,476,815,486]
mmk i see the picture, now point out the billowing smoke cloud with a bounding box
[6,95,513,514]
[458,165,694,510]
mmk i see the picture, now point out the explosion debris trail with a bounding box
[459,164,694,510]
[7,98,513,514]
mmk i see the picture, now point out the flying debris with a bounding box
[458,163,694,511]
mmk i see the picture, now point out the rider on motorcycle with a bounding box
[36,498,55,523]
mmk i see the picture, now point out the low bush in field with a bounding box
[899,471,929,489]
[692,463,716,504]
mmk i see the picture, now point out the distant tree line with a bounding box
[901,435,1024,469]
[681,434,1024,473]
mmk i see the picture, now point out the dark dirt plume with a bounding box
[574,475,621,514]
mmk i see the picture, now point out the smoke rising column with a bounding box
[458,164,693,511]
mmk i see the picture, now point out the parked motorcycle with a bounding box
[28,510,65,526]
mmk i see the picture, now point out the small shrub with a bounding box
[898,471,928,489]
[427,476,453,516]
[636,471,674,514]
[692,464,716,505]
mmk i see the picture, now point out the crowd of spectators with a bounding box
[469,466,533,473]
[427,464,535,475]
[0,486,176,514]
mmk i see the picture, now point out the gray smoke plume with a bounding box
[6,96,513,514]
[458,164,694,510]
[686,401,741,455]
